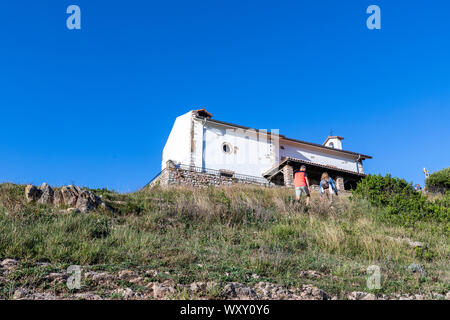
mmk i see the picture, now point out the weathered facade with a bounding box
[152,109,372,189]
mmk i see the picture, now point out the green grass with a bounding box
[0,183,448,298]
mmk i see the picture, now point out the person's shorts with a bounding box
[295,186,310,197]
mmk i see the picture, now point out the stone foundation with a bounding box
[148,162,352,191]
[150,164,272,188]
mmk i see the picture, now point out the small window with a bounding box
[329,142,335,148]
[280,146,285,150]
[222,142,232,154]
[219,169,234,177]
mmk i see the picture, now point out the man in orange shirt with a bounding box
[293,165,310,205]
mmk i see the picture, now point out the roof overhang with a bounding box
[263,157,367,179]
[280,137,372,160]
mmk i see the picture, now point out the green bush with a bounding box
[352,174,449,224]
[426,167,450,193]
[352,174,423,212]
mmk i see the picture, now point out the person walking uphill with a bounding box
[320,172,338,204]
[293,165,310,205]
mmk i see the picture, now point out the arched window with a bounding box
[329,142,335,148]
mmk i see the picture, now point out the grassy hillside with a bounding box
[0,183,448,299]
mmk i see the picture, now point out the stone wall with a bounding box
[282,165,294,187]
[336,177,345,191]
[148,167,352,195]
[151,164,272,188]
[148,161,350,191]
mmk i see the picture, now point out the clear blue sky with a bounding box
[1,1,449,192]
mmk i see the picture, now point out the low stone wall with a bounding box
[151,167,272,188]
[149,170,353,195]
[148,161,349,190]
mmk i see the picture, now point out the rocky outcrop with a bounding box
[0,259,18,269]
[408,263,427,277]
[348,292,378,300]
[347,291,448,300]
[25,185,42,202]
[152,280,177,299]
[24,183,106,213]
[12,288,56,300]
[61,185,81,207]
[3,259,449,301]
[38,183,54,205]
[53,189,64,206]
[76,190,103,213]
[113,288,139,299]
[252,282,329,300]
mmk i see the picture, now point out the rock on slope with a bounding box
[25,183,106,213]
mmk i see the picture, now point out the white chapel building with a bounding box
[157,109,371,189]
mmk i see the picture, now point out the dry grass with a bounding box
[0,183,448,297]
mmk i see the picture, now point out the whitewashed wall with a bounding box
[162,111,365,177]
[279,140,360,173]
[161,111,192,170]
[194,119,277,177]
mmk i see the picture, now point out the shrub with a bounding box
[352,174,424,213]
[352,174,449,224]
[426,167,450,194]
[88,217,112,239]
[414,246,436,262]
